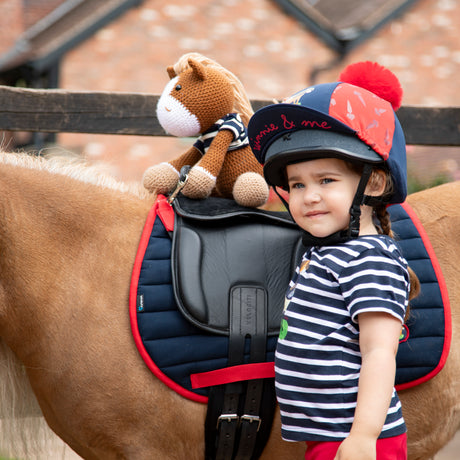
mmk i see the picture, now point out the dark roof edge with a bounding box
[272,0,419,54]
[0,0,143,76]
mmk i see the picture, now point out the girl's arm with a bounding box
[334,311,403,460]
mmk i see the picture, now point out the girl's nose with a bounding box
[304,187,321,203]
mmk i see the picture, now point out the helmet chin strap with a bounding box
[347,163,374,239]
[273,164,377,246]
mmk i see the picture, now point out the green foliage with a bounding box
[407,171,452,194]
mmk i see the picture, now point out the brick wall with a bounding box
[2,0,458,185]
[0,0,23,54]
[0,0,66,55]
[55,0,460,184]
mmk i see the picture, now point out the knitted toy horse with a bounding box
[143,53,269,207]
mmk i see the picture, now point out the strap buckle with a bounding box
[167,165,191,204]
[216,413,240,429]
[240,414,262,432]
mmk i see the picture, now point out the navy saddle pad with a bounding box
[129,196,451,402]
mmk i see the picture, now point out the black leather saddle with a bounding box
[171,195,304,336]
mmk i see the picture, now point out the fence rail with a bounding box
[1,85,459,146]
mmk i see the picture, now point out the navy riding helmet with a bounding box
[247,62,408,241]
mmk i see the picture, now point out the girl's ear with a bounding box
[366,169,387,197]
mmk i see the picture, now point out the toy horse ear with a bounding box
[167,66,176,79]
[188,58,206,81]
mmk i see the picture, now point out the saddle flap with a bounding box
[171,196,304,335]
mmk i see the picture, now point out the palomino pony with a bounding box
[0,151,459,459]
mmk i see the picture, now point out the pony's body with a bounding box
[0,152,459,459]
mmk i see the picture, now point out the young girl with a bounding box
[248,62,419,460]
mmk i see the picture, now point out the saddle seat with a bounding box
[171,195,304,336]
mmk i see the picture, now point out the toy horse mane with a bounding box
[169,52,254,125]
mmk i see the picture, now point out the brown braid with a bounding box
[375,204,395,239]
[344,164,420,310]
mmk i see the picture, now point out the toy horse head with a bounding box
[156,54,252,137]
[145,53,269,208]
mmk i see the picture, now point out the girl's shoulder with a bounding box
[347,234,403,254]
[314,235,407,269]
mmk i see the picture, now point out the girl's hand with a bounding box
[334,434,376,460]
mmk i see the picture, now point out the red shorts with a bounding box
[305,433,407,460]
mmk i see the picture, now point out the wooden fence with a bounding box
[0,85,459,147]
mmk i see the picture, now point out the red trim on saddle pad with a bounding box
[129,196,208,403]
[395,202,452,391]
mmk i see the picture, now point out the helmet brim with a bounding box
[263,129,383,188]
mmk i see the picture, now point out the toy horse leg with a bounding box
[182,130,233,199]
[217,146,269,207]
[168,147,203,172]
[143,146,202,194]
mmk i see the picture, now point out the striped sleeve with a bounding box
[338,239,410,323]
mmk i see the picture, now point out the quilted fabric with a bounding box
[390,203,451,389]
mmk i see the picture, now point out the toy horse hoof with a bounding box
[181,167,216,199]
[143,163,180,194]
[233,172,269,208]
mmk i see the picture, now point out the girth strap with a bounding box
[213,383,242,460]
[235,378,265,459]
[205,286,275,460]
[231,287,268,459]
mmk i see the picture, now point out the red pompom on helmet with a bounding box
[338,61,403,111]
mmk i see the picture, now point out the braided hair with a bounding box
[354,165,420,315]
[369,170,421,325]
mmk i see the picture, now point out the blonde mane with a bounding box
[0,151,149,199]
[0,339,68,458]
[171,52,254,125]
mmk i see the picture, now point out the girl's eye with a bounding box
[175,84,182,91]
[321,178,334,185]
[290,182,304,190]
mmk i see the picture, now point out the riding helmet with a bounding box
[248,61,407,205]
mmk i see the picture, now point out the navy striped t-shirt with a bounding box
[275,235,410,442]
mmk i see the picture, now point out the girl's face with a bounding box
[286,158,378,238]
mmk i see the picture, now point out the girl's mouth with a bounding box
[306,210,327,218]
